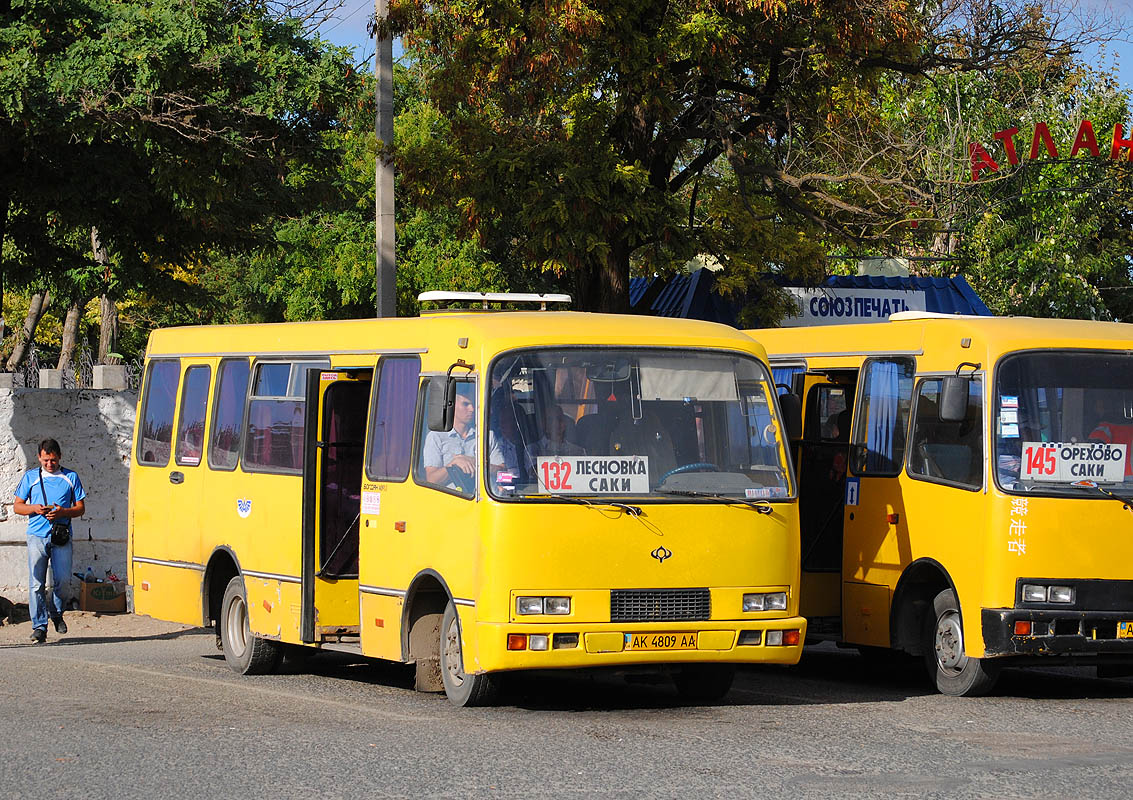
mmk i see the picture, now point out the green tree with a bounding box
[0,0,360,358]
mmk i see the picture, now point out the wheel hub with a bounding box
[443,616,465,688]
[934,610,965,671]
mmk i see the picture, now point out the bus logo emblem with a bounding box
[651,546,672,564]
[237,498,252,518]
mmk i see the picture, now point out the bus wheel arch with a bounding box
[890,558,954,657]
[202,546,241,633]
[402,570,450,693]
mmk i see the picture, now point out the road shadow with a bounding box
[194,635,1133,707]
[0,626,210,649]
[994,666,1133,700]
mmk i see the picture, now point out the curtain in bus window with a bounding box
[368,357,419,480]
[865,360,901,473]
[771,366,803,396]
[209,359,250,470]
[175,366,211,466]
[139,361,180,466]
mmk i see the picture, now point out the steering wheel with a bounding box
[659,462,720,483]
[446,465,476,494]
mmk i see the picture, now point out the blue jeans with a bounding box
[27,534,72,630]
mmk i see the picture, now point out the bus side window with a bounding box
[416,378,477,498]
[137,360,181,467]
[243,360,326,474]
[908,378,983,490]
[208,359,251,470]
[850,356,916,476]
[366,356,420,481]
[175,365,211,467]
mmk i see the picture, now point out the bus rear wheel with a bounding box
[923,588,999,697]
[440,600,498,707]
[220,576,283,675]
[673,664,736,702]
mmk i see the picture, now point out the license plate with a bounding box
[1118,622,1133,639]
[624,632,698,651]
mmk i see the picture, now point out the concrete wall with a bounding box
[0,389,136,596]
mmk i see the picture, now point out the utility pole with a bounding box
[374,0,396,318]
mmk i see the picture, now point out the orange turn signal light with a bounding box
[394,521,406,532]
[783,629,801,646]
[507,634,527,651]
[1014,621,1032,636]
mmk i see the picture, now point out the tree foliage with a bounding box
[0,0,361,354]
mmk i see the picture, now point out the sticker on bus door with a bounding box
[1022,441,1126,483]
[845,477,860,506]
[536,456,649,494]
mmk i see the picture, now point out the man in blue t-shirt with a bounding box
[14,439,87,643]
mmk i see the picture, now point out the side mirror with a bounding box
[939,376,969,423]
[778,392,802,442]
[427,378,457,432]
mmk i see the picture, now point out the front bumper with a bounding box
[472,616,807,673]
[983,608,1133,659]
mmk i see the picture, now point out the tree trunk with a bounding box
[91,227,120,364]
[6,290,50,371]
[0,188,7,349]
[573,242,630,313]
[98,295,119,364]
[56,301,82,372]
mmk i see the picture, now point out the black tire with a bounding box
[673,664,736,702]
[219,576,283,675]
[440,600,498,707]
[923,588,1000,697]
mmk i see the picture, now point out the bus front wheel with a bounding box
[440,600,499,707]
[923,588,1000,697]
[220,576,283,675]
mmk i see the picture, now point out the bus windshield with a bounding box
[487,348,792,501]
[996,350,1133,496]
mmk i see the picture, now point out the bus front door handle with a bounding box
[169,471,184,485]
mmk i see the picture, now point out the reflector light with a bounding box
[507,634,527,650]
[1014,621,1032,636]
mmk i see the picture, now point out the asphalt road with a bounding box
[2,627,1132,798]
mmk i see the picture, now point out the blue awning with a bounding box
[628,270,991,326]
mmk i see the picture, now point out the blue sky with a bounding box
[317,1,1133,91]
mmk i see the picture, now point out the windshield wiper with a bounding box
[1074,481,1133,513]
[520,493,644,517]
[655,488,773,514]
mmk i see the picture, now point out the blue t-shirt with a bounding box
[14,467,86,539]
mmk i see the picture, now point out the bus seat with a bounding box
[574,412,612,454]
[779,392,802,442]
[609,412,676,482]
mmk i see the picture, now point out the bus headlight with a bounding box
[516,596,571,615]
[544,596,571,615]
[1049,586,1074,604]
[1022,584,1048,602]
[743,592,787,612]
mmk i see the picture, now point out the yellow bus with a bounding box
[128,296,805,705]
[750,312,1133,695]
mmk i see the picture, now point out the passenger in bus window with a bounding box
[1087,395,1133,476]
[423,383,503,494]
[533,408,585,458]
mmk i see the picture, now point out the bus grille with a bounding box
[610,589,711,622]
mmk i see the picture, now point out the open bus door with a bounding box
[301,368,372,646]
